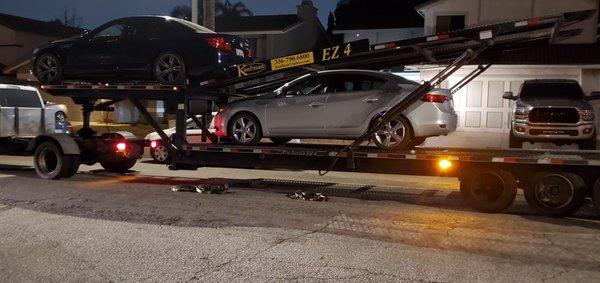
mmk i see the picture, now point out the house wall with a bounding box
[420,0,599,40]
[0,25,17,67]
[336,28,423,44]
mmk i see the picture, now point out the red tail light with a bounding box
[116,142,127,152]
[150,141,158,148]
[206,36,232,53]
[244,48,253,59]
[421,93,449,103]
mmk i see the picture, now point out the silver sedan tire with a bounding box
[372,115,413,150]
[228,113,262,145]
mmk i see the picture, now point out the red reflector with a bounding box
[421,93,448,103]
[116,142,127,151]
[206,36,232,53]
[150,141,157,148]
[439,124,447,129]
[384,42,396,49]
[527,18,540,26]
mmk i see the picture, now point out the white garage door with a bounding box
[448,69,579,133]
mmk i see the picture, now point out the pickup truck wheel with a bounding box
[524,172,586,218]
[34,141,76,180]
[579,137,597,150]
[100,157,137,174]
[460,169,517,213]
[509,132,522,149]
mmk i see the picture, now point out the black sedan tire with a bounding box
[35,53,63,84]
[153,52,187,85]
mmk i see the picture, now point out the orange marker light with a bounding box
[438,159,452,171]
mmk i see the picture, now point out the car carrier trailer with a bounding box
[37,10,600,217]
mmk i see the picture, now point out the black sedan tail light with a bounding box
[206,36,233,53]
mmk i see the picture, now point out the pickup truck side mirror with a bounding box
[503,91,516,100]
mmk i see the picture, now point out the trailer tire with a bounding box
[524,172,586,218]
[34,141,77,180]
[460,169,517,213]
[100,157,137,174]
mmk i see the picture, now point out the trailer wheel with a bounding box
[460,169,517,213]
[100,157,137,174]
[593,178,600,215]
[524,172,586,217]
[34,141,78,180]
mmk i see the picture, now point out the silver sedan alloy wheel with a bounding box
[373,118,407,148]
[232,117,257,143]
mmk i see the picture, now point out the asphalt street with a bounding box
[1,155,600,282]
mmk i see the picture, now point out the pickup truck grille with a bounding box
[529,108,579,123]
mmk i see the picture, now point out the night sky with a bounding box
[0,0,338,29]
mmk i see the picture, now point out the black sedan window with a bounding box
[93,24,129,38]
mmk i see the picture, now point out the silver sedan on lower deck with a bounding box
[213,69,457,150]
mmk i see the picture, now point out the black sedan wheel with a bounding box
[154,52,187,85]
[35,54,63,84]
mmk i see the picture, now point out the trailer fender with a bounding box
[27,134,80,155]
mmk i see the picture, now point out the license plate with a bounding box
[236,49,244,57]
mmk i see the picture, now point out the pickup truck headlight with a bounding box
[579,110,595,121]
[514,107,530,120]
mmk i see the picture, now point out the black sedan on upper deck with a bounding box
[32,16,252,85]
